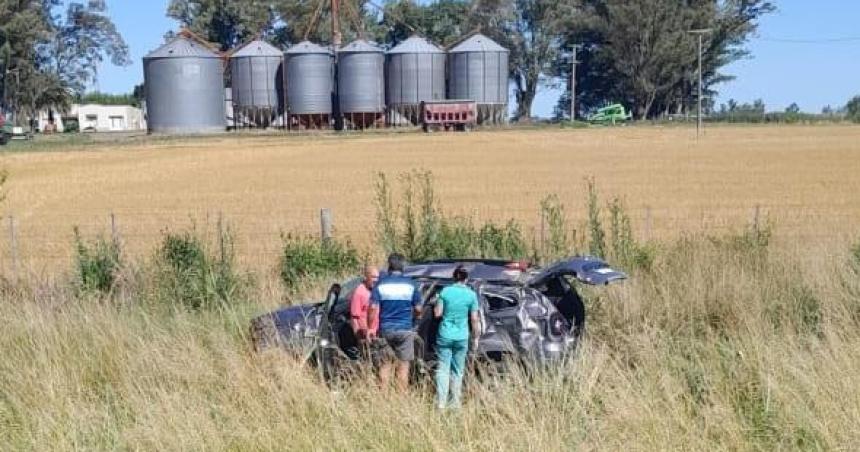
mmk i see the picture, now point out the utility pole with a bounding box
[570,44,580,121]
[331,0,343,48]
[688,29,711,139]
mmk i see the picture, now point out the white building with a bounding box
[36,104,146,133]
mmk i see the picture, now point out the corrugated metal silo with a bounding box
[385,36,446,125]
[143,36,226,134]
[337,39,384,129]
[285,41,334,129]
[447,33,510,125]
[230,40,284,128]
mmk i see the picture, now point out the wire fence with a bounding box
[2,204,859,278]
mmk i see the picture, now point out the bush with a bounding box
[63,119,79,133]
[586,177,607,259]
[154,225,243,310]
[279,234,360,289]
[851,240,860,269]
[540,194,571,261]
[374,170,527,262]
[73,227,122,295]
[709,212,772,259]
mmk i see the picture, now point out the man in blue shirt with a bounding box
[368,253,423,391]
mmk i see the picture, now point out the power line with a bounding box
[759,35,860,44]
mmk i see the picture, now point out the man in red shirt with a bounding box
[350,265,380,342]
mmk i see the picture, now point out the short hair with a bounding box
[453,265,468,282]
[387,253,406,272]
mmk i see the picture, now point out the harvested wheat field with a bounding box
[2,124,860,274]
[4,124,860,451]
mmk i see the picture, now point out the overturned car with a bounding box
[250,257,626,375]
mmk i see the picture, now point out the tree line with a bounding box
[11,1,860,125]
[167,0,775,120]
[0,1,129,123]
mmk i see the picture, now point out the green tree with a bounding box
[45,1,131,94]
[846,95,860,123]
[167,0,273,51]
[0,1,128,122]
[473,0,576,121]
[556,0,773,119]
[272,0,383,46]
[378,0,471,47]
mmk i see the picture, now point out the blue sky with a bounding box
[93,0,860,116]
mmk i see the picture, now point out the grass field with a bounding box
[2,124,860,275]
[2,124,860,450]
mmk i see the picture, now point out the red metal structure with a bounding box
[420,100,477,132]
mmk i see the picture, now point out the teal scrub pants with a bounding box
[435,336,469,409]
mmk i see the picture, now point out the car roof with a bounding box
[403,261,525,283]
[404,256,627,286]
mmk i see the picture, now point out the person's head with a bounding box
[363,265,379,288]
[387,253,406,273]
[453,265,468,283]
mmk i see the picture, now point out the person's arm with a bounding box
[469,311,481,339]
[367,286,380,339]
[412,282,423,318]
[433,297,444,319]
[349,289,367,338]
[469,292,481,346]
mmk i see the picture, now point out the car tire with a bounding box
[0,133,9,146]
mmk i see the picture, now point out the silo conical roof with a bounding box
[449,33,508,53]
[231,39,283,57]
[286,41,333,54]
[339,39,383,53]
[387,35,444,54]
[145,35,221,59]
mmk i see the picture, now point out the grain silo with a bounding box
[337,39,384,129]
[447,33,509,125]
[385,35,446,126]
[285,41,334,129]
[229,40,284,128]
[143,35,226,134]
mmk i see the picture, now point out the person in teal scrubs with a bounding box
[433,266,481,409]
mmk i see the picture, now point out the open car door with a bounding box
[527,256,627,288]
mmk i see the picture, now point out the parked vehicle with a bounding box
[250,257,626,379]
[587,103,632,125]
[420,100,477,132]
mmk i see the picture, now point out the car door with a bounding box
[476,286,538,357]
[527,256,627,288]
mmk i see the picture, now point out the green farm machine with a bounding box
[587,103,632,125]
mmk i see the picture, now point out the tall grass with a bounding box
[1,233,859,450]
[2,176,860,449]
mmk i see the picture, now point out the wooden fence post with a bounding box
[110,212,119,244]
[320,208,333,244]
[539,209,546,260]
[645,206,653,242]
[8,215,18,280]
[752,204,761,232]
